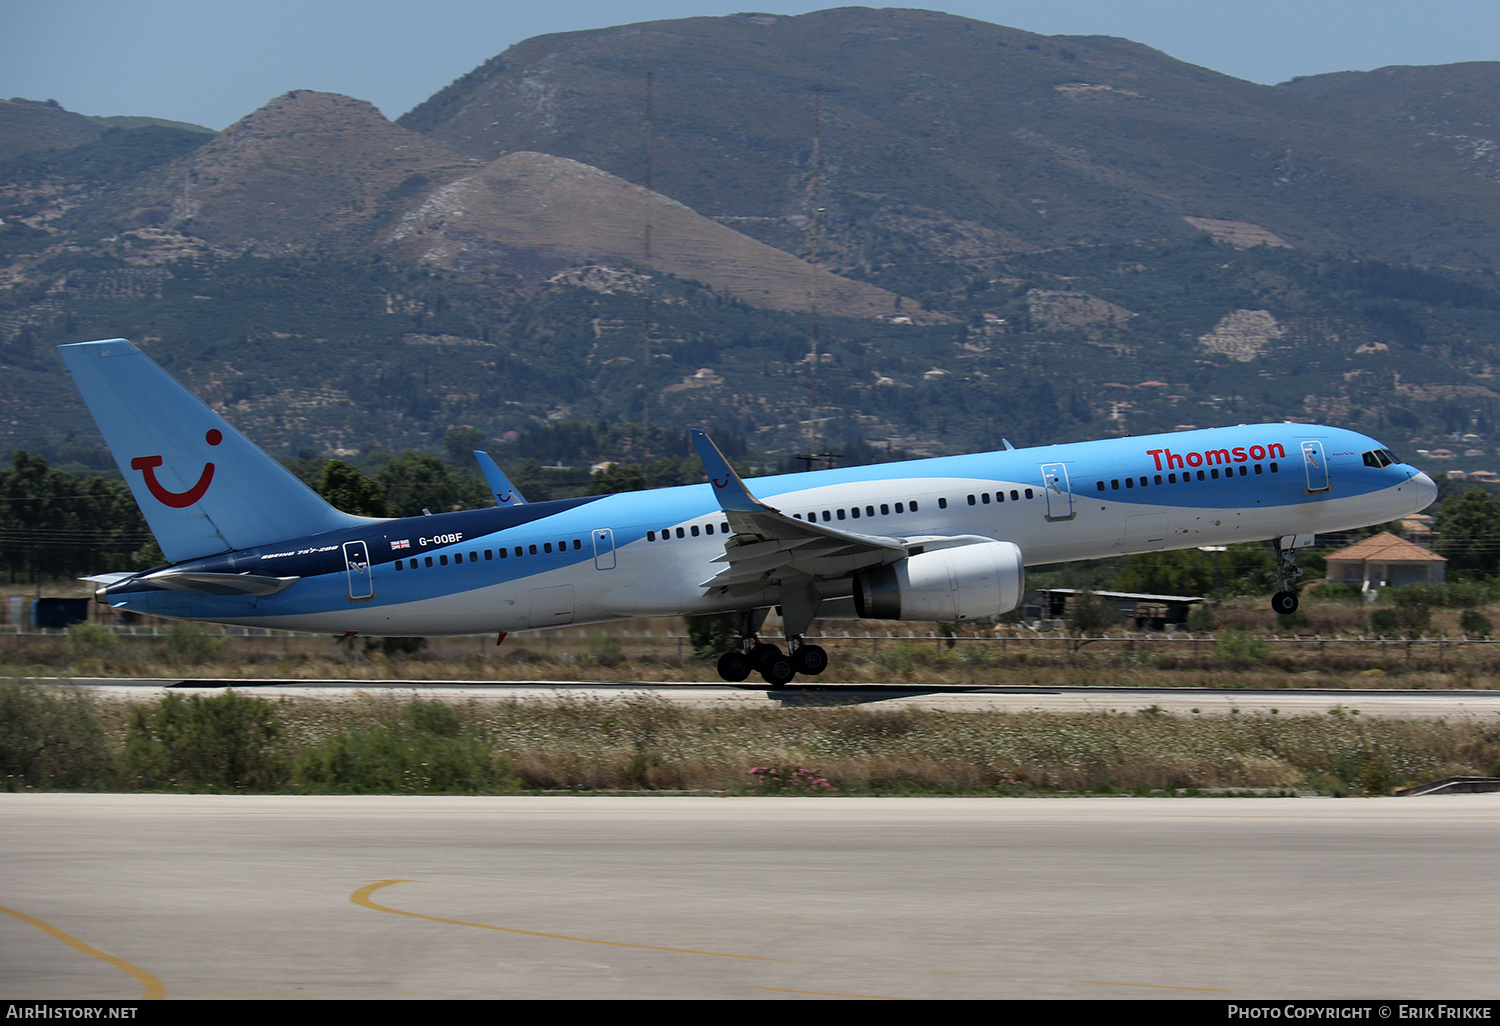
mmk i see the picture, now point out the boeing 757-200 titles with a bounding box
[63,338,1436,685]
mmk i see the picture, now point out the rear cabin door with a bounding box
[343,540,374,601]
[592,528,617,570]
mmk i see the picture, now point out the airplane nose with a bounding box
[1410,470,1438,510]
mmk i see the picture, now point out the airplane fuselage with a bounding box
[99,423,1435,637]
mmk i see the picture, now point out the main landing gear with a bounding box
[716,640,828,687]
[1271,535,1305,615]
[714,609,827,687]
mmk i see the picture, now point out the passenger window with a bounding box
[980,493,990,504]
[895,503,904,514]
[851,507,861,518]
[529,545,538,555]
[881,504,889,515]
[676,527,685,538]
[440,554,449,565]
[911,501,920,511]
[837,509,846,520]
[1270,462,1279,473]
[424,556,433,567]
[1023,490,1032,500]
[395,561,403,571]
[691,525,701,536]
[648,530,656,541]
[1010,490,1018,501]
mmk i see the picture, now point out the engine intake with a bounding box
[853,541,1024,621]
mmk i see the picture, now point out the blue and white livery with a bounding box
[62,338,1436,685]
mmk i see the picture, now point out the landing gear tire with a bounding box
[716,650,751,682]
[760,653,796,688]
[792,644,828,676]
[1271,591,1300,615]
[749,643,783,673]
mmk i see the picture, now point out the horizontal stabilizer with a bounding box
[138,569,301,596]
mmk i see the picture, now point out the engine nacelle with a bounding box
[852,541,1025,622]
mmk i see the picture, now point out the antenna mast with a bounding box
[796,87,838,472]
[640,70,655,463]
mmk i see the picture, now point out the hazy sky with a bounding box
[5,0,1498,131]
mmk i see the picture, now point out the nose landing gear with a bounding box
[1271,535,1308,615]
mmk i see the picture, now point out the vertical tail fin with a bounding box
[60,339,373,562]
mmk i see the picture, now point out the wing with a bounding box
[692,429,916,598]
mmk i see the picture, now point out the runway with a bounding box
[3,793,1499,999]
[49,676,1500,719]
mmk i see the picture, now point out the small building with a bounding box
[1025,589,1205,631]
[1324,532,1446,589]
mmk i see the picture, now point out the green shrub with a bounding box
[161,622,227,665]
[120,690,284,790]
[291,699,518,794]
[685,613,738,660]
[65,621,121,662]
[1213,630,1269,661]
[0,681,115,790]
[1459,609,1492,638]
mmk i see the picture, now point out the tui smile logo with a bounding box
[711,476,730,488]
[131,429,221,507]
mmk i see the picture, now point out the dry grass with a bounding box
[39,688,1496,797]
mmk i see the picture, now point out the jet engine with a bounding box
[852,540,1024,621]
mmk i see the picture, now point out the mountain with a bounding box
[4,8,1500,472]
[1278,63,1500,184]
[385,149,913,318]
[403,8,1500,281]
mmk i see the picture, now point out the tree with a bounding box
[1435,488,1500,577]
[587,464,647,496]
[1113,549,1214,596]
[318,460,387,517]
[375,452,481,517]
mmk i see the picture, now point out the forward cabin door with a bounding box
[1040,462,1076,522]
[1301,440,1331,493]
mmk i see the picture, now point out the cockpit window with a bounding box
[1362,449,1399,469]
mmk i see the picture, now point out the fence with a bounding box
[3,620,1497,668]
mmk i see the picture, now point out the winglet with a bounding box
[474,450,527,506]
[691,429,770,514]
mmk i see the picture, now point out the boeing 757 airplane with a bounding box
[62,338,1436,685]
